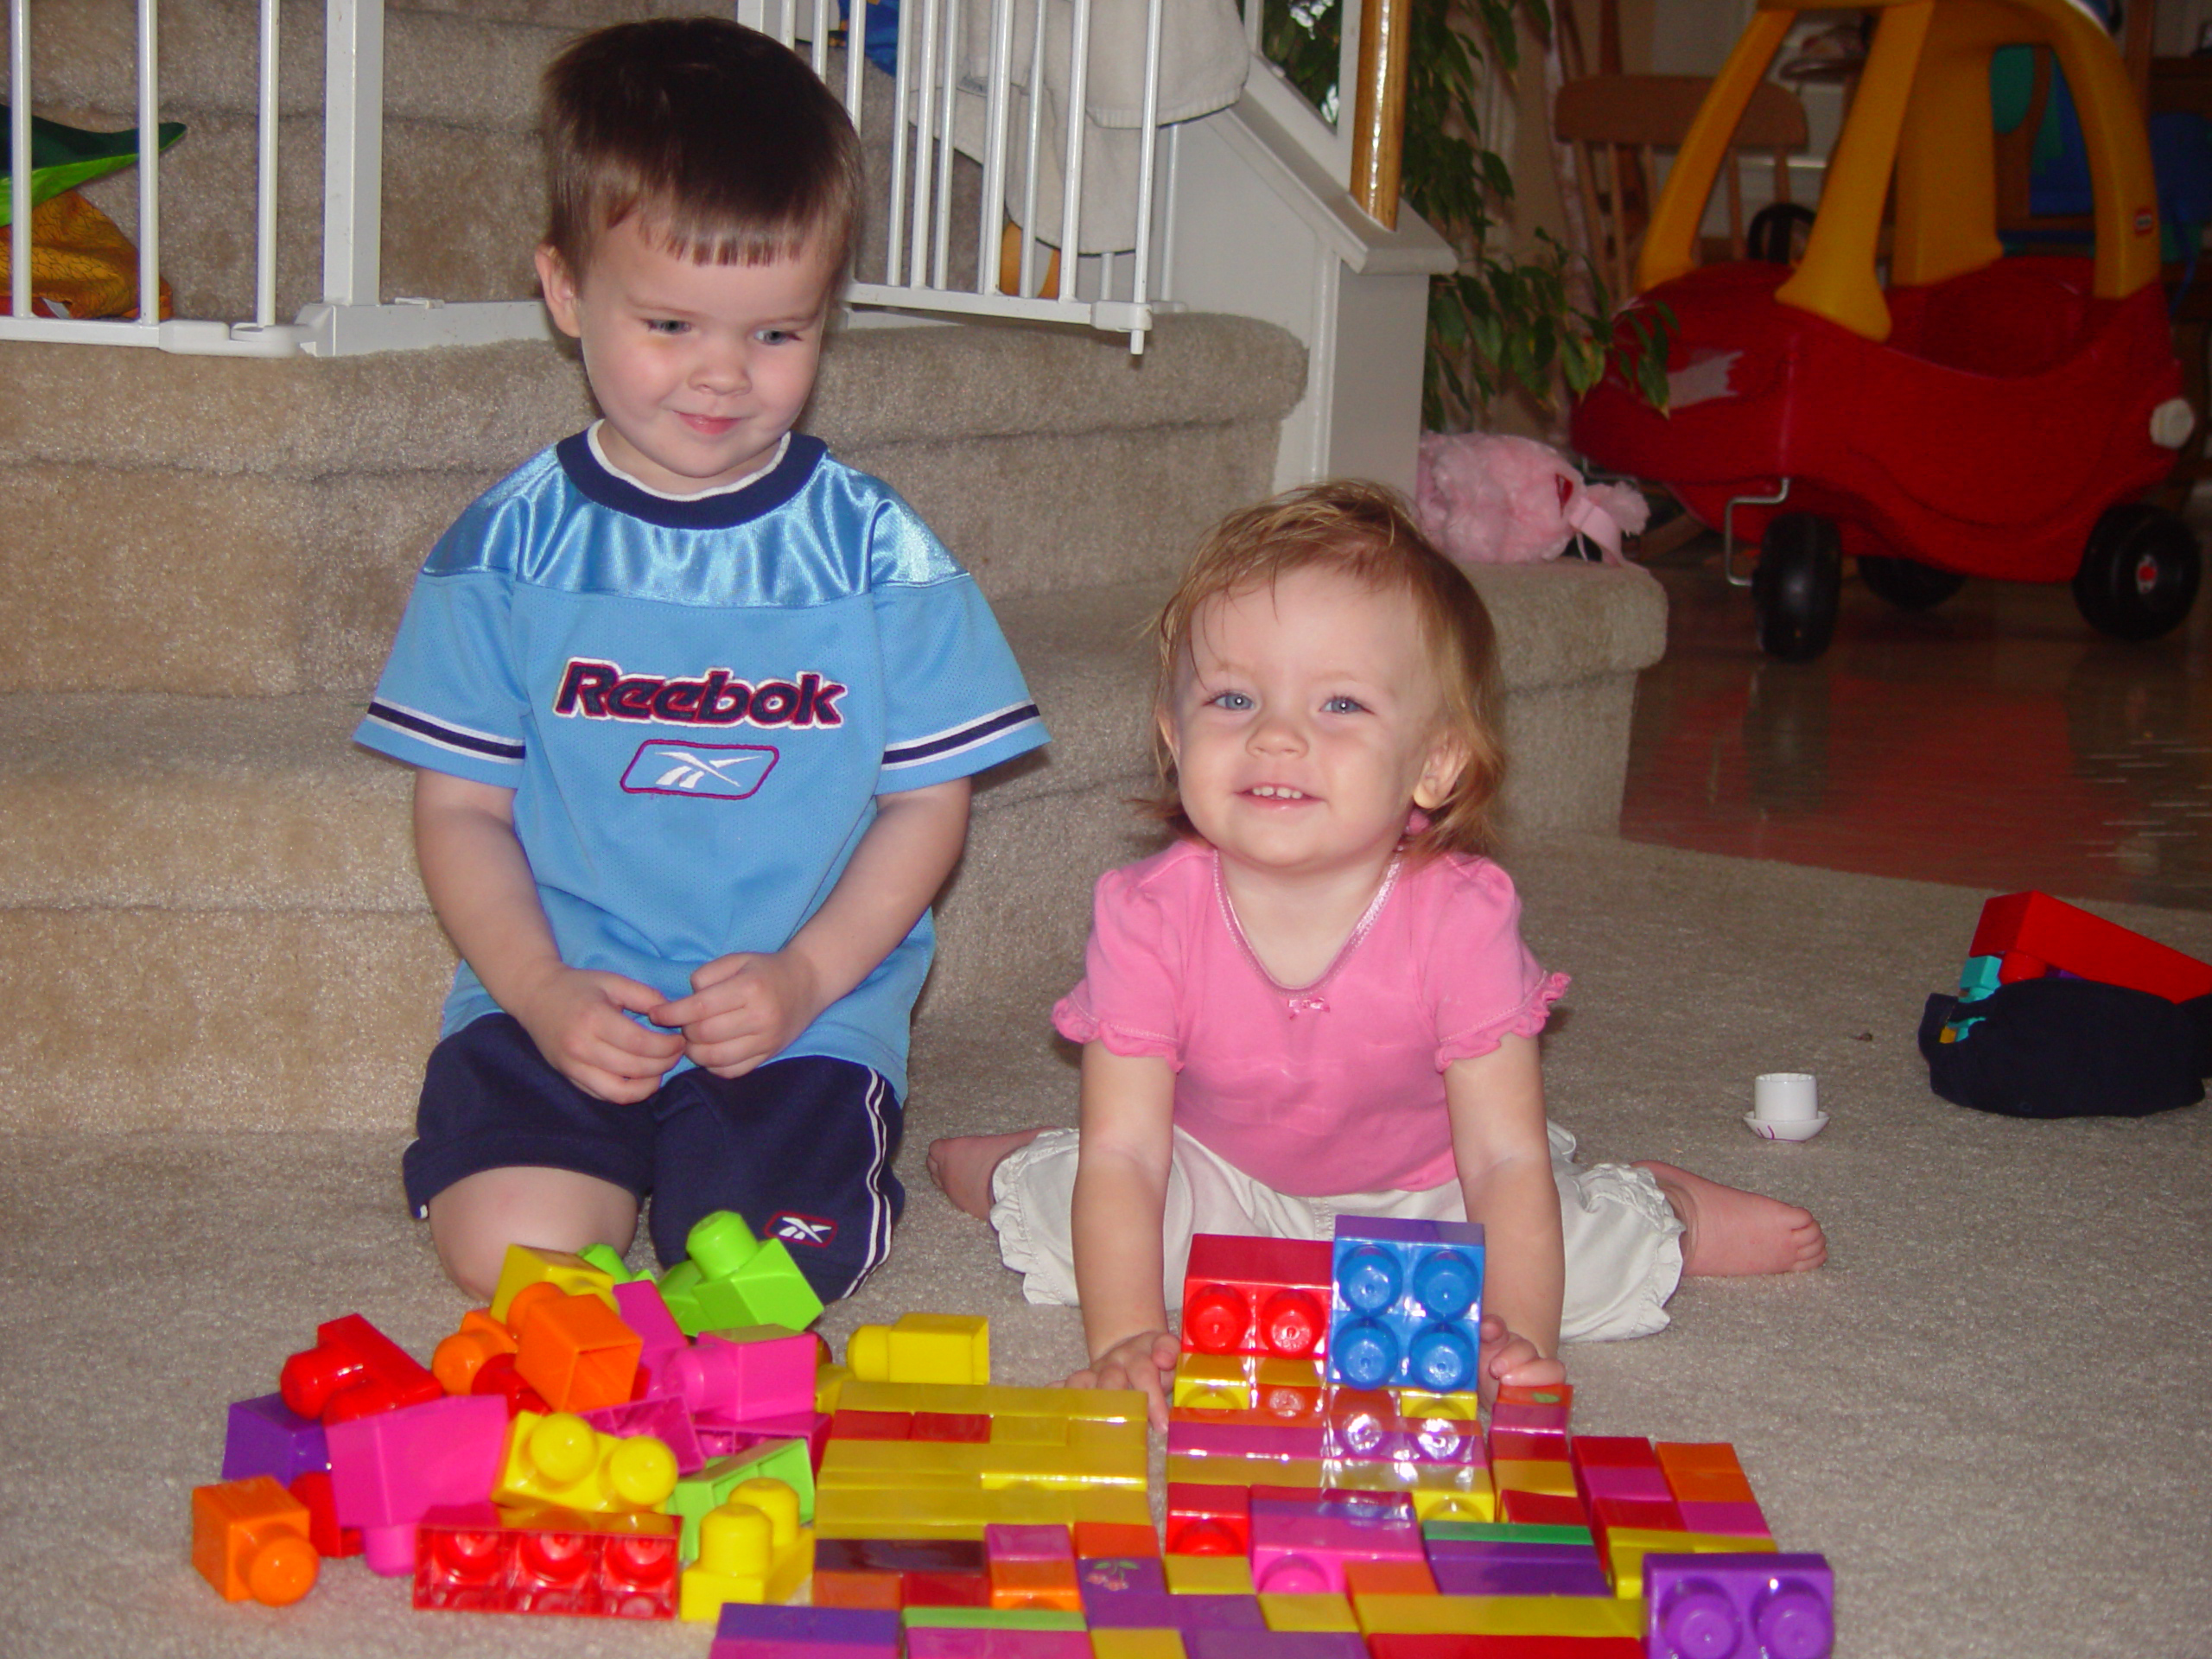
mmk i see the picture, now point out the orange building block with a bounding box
[432,1308,519,1395]
[192,1476,320,1605]
[515,1289,643,1411]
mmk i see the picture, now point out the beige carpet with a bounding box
[4,834,2209,1656]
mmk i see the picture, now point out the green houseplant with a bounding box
[1261,0,1669,430]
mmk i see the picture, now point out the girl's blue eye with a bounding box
[1209,691,1253,711]
[758,328,798,346]
[1323,696,1366,714]
[646,319,687,335]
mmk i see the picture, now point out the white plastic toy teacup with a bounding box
[1745,1072,1827,1141]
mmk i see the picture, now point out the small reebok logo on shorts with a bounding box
[767,1212,836,1249]
[620,741,778,799]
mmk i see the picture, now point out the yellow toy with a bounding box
[678,1477,814,1620]
[487,1243,618,1321]
[845,1312,990,1385]
[493,1409,677,1513]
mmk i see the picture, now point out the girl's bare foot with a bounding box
[1635,1160,1827,1276]
[925,1128,1046,1220]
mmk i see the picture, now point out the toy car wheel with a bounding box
[1752,513,1843,661]
[2072,504,2202,642]
[1746,202,1815,264]
[1858,553,1966,611]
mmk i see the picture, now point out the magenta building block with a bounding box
[1678,1499,1770,1536]
[1078,1557,1166,1599]
[584,1393,707,1473]
[616,1279,690,1385]
[1645,1553,1835,1659]
[222,1393,329,1484]
[669,1327,817,1423]
[985,1523,1074,1560]
[1429,1555,1612,1598]
[1167,1418,1325,1462]
[1187,1632,1367,1659]
[1578,1463,1674,1501]
[906,1630,1094,1659]
[715,1643,897,1659]
[327,1394,510,1577]
[1487,1400,1569,1438]
[1570,1434,1661,1471]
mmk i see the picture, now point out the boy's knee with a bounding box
[426,1167,639,1302]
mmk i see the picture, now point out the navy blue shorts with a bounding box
[401,1014,905,1300]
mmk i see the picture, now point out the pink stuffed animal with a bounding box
[1414,432,1649,566]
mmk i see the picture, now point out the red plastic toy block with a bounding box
[1588,1495,1684,1535]
[287,1470,363,1558]
[813,1538,990,1610]
[831,1409,913,1441]
[912,1412,993,1444]
[281,1313,443,1425]
[1074,1521,1159,1559]
[469,1352,551,1418]
[1498,1489,1589,1528]
[413,1501,678,1618]
[1166,1481,1250,1555]
[1971,890,2212,1001]
[1181,1235,1333,1360]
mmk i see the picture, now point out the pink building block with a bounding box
[327,1394,510,1576]
[1248,1491,1423,1593]
[667,1327,818,1424]
[585,1395,708,1474]
[617,1281,691,1391]
[1677,1500,1770,1536]
[906,1631,1092,1659]
[1167,1418,1325,1463]
[986,1524,1074,1561]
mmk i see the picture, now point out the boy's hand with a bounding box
[657,948,825,1078]
[1067,1329,1180,1430]
[1476,1312,1567,1405]
[510,965,685,1103]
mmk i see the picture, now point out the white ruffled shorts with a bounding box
[988,1122,1684,1343]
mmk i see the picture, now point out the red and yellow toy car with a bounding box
[1571,0,2201,660]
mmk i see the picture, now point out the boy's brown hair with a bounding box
[1149,479,1507,859]
[541,17,864,282]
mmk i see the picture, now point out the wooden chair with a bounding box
[1554,73,1810,302]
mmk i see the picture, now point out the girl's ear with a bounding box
[1154,702,1182,766]
[535,245,585,340]
[1413,732,1469,811]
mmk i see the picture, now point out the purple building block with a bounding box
[1084,1592,1267,1630]
[715,1603,902,1650]
[1429,1555,1613,1598]
[327,1394,510,1577]
[616,1279,690,1391]
[583,1393,706,1473]
[986,1523,1074,1561]
[1167,1418,1325,1463]
[1187,1632,1368,1659]
[906,1630,1093,1659]
[221,1392,328,1484]
[1645,1552,1835,1659]
[1077,1556,1167,1600]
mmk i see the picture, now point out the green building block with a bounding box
[658,1211,825,1336]
[902,1610,1090,1630]
[667,1438,817,1560]
[1421,1520,1596,1548]
[577,1243,649,1283]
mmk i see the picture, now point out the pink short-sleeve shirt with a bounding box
[1052,839,1568,1196]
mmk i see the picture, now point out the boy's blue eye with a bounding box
[758,327,799,346]
[645,319,687,336]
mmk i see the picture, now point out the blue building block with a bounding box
[1958,954,2004,1001]
[1325,1217,1484,1393]
[1645,1552,1835,1659]
[221,1393,329,1484]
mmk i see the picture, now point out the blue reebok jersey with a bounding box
[354,432,1048,1094]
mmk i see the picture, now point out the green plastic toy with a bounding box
[0,106,187,226]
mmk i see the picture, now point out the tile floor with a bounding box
[1618,537,2212,912]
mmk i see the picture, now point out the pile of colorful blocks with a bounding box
[1938,887,2212,1042]
[191,1210,1836,1658]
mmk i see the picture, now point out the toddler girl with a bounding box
[930,482,1823,1421]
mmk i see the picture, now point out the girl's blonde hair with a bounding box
[1149,479,1507,859]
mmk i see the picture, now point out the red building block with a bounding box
[912,1412,993,1444]
[1074,1521,1159,1559]
[1166,1481,1250,1554]
[470,1352,551,1418]
[287,1470,363,1558]
[1181,1235,1333,1361]
[280,1313,443,1425]
[1972,890,2212,1001]
[813,1538,991,1609]
[413,1501,678,1618]
[1499,1489,1589,1528]
[831,1409,913,1441]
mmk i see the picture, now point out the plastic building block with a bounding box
[583,1394,706,1473]
[1260,1592,1361,1631]
[1423,1520,1593,1548]
[512,1287,642,1413]
[1327,1217,1485,1393]
[613,1278,690,1388]
[1170,1416,1326,1463]
[1676,1500,1768,1537]
[467,1351,551,1417]
[814,1537,990,1609]
[1341,1559,1437,1597]
[713,1602,901,1659]
[1166,1480,1249,1554]
[1326,1459,1495,1524]
[672,1442,819,1556]
[1644,1552,1834,1659]
[1249,1489,1424,1594]
[987,1523,1074,1560]
[1165,1553,1256,1594]
[1075,1520,1159,1559]
[1493,1460,1576,1496]
[192,1476,321,1605]
[1971,889,2212,1001]
[1366,1639,1641,1659]
[432,1309,521,1395]
[1252,1357,1329,1422]
[989,1555,1084,1611]
[495,1409,679,1514]
[1091,1631,1189,1659]
[834,1379,1141,1421]
[1355,1596,1641,1639]
[577,1242,649,1283]
[1181,1235,1334,1360]
[1654,1444,1755,1505]
[1602,1529,1775,1600]
[1078,1555,1169,1601]
[813,1484,1152,1539]
[327,1392,511,1575]
[1084,1592,1271,1630]
[1187,1632,1369,1659]
[287,1469,362,1558]
[413,1501,678,1618]
[1587,1495,1684,1536]
[681,1478,815,1620]
[914,1412,994,1444]
[222,1393,328,1484]
[659,1211,826,1336]
[488,1243,618,1321]
[906,1629,1095,1659]
[836,1408,916,1440]
[847,1313,990,1386]
[1427,1554,1611,1599]
[671,1325,819,1424]
[1497,1489,1587,1528]
[1173,1353,1255,1411]
[280,1313,443,1425]
[902,1607,1089,1629]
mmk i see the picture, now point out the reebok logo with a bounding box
[620,741,778,799]
[554,659,847,728]
[767,1212,836,1249]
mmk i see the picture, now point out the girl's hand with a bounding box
[1477,1312,1567,1405]
[1067,1329,1180,1429]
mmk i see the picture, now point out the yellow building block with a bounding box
[1397,1390,1480,1421]
[816,1362,852,1414]
[846,1313,990,1386]
[488,1243,617,1321]
[1091,1631,1187,1659]
[989,1415,1067,1445]
[1321,1459,1493,1522]
[1605,1529,1777,1599]
[1164,1554,1255,1595]
[813,1484,1150,1539]
[1356,1595,1643,1639]
[678,1479,813,1621]
[836,1379,1143,1422]
[1172,1353,1254,1411]
[1491,1459,1576,1496]
[1261,1594,1359,1632]
[495,1410,677,1513]
[1166,1455,1322,1491]
[820,1438,1145,1491]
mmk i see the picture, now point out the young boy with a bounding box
[356,18,1047,1304]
